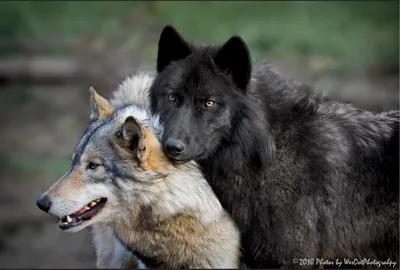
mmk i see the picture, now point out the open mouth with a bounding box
[58,198,107,230]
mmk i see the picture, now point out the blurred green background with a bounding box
[0,1,398,268]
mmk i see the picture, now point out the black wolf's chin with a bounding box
[171,159,189,165]
[166,151,204,164]
[165,154,191,164]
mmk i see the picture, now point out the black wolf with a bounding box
[149,26,399,268]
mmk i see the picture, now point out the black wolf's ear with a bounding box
[121,116,146,160]
[89,87,115,120]
[213,36,251,90]
[157,25,191,72]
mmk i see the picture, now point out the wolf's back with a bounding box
[382,110,399,189]
[110,73,154,109]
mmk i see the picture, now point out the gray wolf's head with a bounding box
[150,25,253,163]
[36,87,172,233]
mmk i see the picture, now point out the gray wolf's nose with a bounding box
[164,138,185,155]
[36,194,52,213]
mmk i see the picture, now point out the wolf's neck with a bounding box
[109,165,224,266]
[116,163,223,230]
[161,163,224,224]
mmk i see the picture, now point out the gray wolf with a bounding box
[149,25,399,268]
[36,74,241,268]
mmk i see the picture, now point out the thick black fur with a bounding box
[149,25,399,268]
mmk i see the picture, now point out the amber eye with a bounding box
[205,100,215,108]
[168,94,176,102]
[87,162,99,170]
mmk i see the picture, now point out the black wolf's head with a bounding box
[150,25,253,162]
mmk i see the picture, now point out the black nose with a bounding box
[164,138,185,155]
[36,194,52,213]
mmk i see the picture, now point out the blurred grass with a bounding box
[0,1,139,38]
[155,1,399,72]
[0,1,398,73]
[0,2,398,179]
[2,155,69,180]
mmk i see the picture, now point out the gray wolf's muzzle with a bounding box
[36,194,52,213]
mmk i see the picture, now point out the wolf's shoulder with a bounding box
[251,61,398,134]
[110,73,154,109]
[250,61,398,158]
[309,96,399,164]
[317,100,399,132]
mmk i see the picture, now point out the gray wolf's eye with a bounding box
[168,94,176,102]
[87,162,100,170]
[116,130,123,139]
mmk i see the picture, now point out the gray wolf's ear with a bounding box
[89,87,115,120]
[213,36,251,91]
[157,25,191,73]
[120,116,146,160]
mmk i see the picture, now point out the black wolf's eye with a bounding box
[87,162,99,170]
[168,94,176,102]
[204,100,215,108]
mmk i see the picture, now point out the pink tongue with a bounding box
[75,208,87,216]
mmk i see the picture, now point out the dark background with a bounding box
[0,1,398,268]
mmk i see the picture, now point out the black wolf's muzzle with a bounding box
[164,138,185,156]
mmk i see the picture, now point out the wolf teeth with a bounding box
[90,201,97,207]
[84,206,90,211]
[66,215,72,223]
